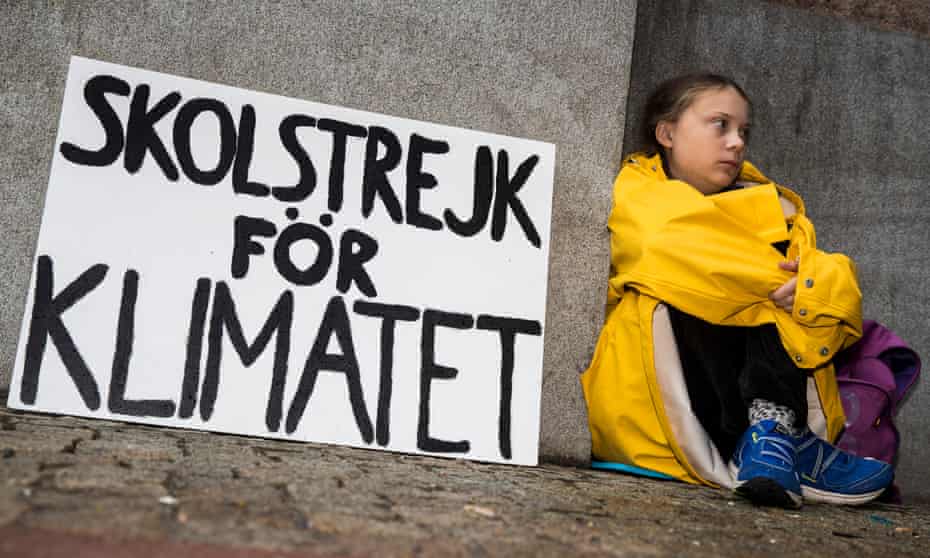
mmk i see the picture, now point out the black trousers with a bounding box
[666,306,809,460]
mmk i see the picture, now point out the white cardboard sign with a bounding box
[8,57,555,465]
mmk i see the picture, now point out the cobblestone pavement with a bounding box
[1,404,928,557]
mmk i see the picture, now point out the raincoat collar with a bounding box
[625,151,806,216]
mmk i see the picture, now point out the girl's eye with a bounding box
[713,118,727,130]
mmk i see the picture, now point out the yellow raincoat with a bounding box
[581,152,862,486]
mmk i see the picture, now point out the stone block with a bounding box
[0,0,641,465]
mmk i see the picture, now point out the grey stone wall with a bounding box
[0,1,639,465]
[626,0,930,499]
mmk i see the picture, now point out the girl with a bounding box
[582,74,893,508]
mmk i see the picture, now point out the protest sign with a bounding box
[8,57,555,465]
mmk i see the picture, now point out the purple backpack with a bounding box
[832,320,921,466]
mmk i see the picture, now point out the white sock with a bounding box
[749,398,804,436]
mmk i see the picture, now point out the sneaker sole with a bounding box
[735,477,803,509]
[801,485,886,506]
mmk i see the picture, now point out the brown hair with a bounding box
[638,73,752,157]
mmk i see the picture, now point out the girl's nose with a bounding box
[727,131,745,151]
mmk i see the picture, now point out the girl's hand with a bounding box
[770,259,799,313]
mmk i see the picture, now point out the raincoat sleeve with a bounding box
[607,167,794,322]
[785,213,863,349]
[606,161,861,366]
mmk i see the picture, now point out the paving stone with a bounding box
[1,406,928,556]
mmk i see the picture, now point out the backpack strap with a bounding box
[879,347,921,411]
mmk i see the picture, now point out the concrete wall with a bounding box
[0,1,639,464]
[626,0,930,499]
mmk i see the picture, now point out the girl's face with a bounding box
[656,86,751,195]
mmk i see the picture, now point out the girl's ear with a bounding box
[656,120,674,149]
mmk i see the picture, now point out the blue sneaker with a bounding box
[730,420,803,508]
[795,430,893,505]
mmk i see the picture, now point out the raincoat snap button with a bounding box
[805,278,814,288]
[651,165,657,171]
[798,308,808,316]
[794,354,802,362]
[820,347,829,356]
